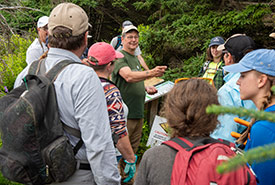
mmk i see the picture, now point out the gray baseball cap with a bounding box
[122,20,133,28]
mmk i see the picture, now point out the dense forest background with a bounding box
[0,0,274,184]
[0,0,274,95]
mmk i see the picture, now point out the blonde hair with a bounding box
[237,72,275,144]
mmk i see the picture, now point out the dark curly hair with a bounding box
[163,79,219,138]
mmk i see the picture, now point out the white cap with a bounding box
[37,16,49,28]
[122,25,139,35]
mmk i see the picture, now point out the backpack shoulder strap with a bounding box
[28,59,46,75]
[163,137,194,151]
[188,137,235,150]
[203,61,211,71]
[45,60,81,82]
[46,60,83,155]
[115,35,122,50]
[163,137,233,151]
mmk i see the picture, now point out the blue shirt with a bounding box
[211,73,256,142]
[14,48,121,184]
[245,105,275,185]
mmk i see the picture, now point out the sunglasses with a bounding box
[174,77,216,88]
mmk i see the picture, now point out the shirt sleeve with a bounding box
[211,87,243,142]
[113,57,129,76]
[134,46,142,56]
[26,47,43,65]
[14,67,29,88]
[248,121,275,149]
[104,83,127,138]
[110,36,118,49]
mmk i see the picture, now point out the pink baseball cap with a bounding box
[87,42,124,65]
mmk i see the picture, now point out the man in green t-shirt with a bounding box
[112,25,167,155]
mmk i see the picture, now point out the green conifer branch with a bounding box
[217,143,275,174]
[206,105,275,122]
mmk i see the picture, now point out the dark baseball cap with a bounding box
[217,34,256,63]
[209,36,225,47]
[223,49,275,76]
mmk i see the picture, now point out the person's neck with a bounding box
[213,56,221,63]
[123,48,135,55]
[70,45,86,58]
[96,71,109,80]
[254,95,275,110]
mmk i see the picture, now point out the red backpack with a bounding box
[163,137,257,185]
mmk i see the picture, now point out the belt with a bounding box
[79,163,91,170]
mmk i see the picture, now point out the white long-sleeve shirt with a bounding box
[26,38,48,65]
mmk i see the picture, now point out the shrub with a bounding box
[0,33,34,96]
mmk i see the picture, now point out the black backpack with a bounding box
[0,59,83,185]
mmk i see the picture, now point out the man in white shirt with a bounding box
[14,3,121,184]
[26,16,49,65]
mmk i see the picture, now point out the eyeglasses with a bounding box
[174,77,216,88]
[126,35,139,40]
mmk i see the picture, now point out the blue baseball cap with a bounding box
[223,49,275,76]
[209,36,225,47]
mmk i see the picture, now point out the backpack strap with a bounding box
[29,59,85,155]
[28,59,46,75]
[62,122,83,155]
[45,60,79,82]
[114,36,122,50]
[45,60,85,155]
[163,137,235,151]
[163,137,194,151]
[203,61,211,72]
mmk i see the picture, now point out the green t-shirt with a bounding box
[112,50,145,119]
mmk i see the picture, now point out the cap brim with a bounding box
[209,42,223,48]
[115,51,124,59]
[223,63,252,73]
[217,44,225,51]
[270,33,275,38]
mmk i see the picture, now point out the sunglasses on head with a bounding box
[174,77,216,88]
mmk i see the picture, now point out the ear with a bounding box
[106,62,113,73]
[84,31,88,46]
[121,36,125,44]
[227,53,234,65]
[258,74,269,88]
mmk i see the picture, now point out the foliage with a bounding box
[135,2,272,72]
[136,120,150,161]
[217,143,275,174]
[0,34,34,96]
[0,0,274,181]
[206,105,275,122]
